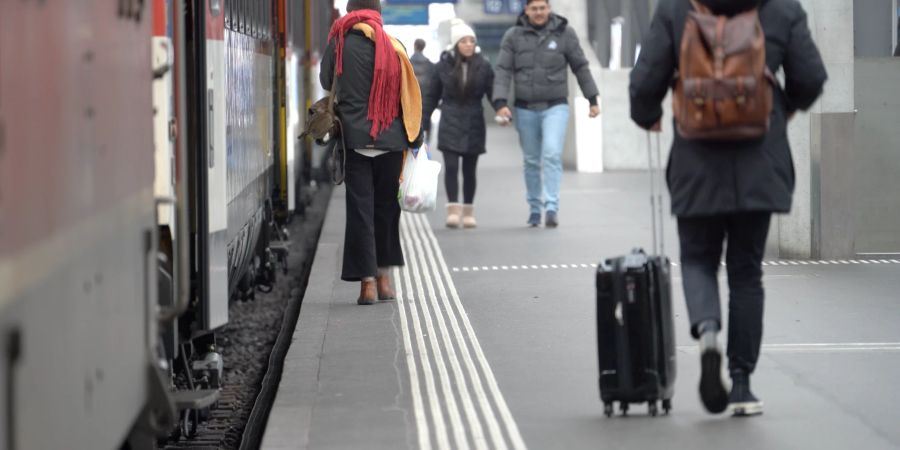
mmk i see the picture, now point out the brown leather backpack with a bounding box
[673,0,775,141]
[301,74,339,144]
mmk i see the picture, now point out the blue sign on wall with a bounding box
[484,0,525,15]
[382,5,429,25]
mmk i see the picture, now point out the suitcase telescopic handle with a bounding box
[647,132,665,257]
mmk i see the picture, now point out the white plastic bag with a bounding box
[398,146,442,213]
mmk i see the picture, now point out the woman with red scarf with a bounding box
[320,0,424,305]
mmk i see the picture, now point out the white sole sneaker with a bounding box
[730,401,764,417]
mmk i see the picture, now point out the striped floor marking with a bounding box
[451,259,900,273]
[396,213,527,450]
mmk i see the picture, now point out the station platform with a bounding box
[261,125,900,450]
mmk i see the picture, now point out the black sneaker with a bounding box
[698,330,729,414]
[527,212,541,227]
[545,211,559,228]
[729,371,764,417]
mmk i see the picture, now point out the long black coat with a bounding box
[630,0,827,217]
[320,30,423,152]
[423,51,495,155]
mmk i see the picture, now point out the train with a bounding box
[0,0,335,448]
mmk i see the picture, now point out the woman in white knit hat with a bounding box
[423,19,498,228]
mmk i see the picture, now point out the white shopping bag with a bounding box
[398,146,442,213]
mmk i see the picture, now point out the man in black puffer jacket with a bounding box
[493,0,600,228]
[630,0,827,417]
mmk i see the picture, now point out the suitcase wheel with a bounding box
[603,403,614,418]
[619,403,629,417]
[648,402,659,417]
[662,399,672,415]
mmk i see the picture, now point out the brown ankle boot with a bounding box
[376,270,396,300]
[357,278,377,305]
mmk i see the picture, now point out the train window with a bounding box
[224,0,230,29]
[263,2,272,39]
[210,0,222,18]
[256,0,263,38]
[262,1,268,39]
[240,0,247,35]
[250,0,257,38]
[268,1,274,39]
[235,0,242,33]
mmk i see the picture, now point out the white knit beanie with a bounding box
[449,18,476,47]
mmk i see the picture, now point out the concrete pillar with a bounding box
[552,0,606,172]
[894,0,899,52]
[854,0,894,57]
[778,0,855,259]
[587,0,615,67]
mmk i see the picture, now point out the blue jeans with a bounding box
[514,104,570,214]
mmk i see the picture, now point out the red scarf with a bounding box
[328,10,401,139]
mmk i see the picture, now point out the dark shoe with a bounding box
[527,212,541,227]
[698,328,729,414]
[729,371,763,417]
[545,211,558,228]
[357,278,377,305]
[376,273,395,301]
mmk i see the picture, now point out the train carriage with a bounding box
[1,0,335,447]
[0,1,168,448]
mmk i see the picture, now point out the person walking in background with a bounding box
[423,19,496,229]
[411,38,436,140]
[630,0,826,416]
[493,0,600,228]
[320,0,423,305]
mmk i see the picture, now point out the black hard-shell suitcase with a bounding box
[595,132,677,417]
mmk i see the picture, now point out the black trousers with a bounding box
[677,212,771,374]
[443,151,479,204]
[342,150,404,281]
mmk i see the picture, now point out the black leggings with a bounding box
[443,151,479,204]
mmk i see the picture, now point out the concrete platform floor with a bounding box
[262,125,900,450]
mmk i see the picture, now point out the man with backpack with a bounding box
[630,0,827,416]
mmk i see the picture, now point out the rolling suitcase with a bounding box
[595,132,677,417]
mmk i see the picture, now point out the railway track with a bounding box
[165,185,331,450]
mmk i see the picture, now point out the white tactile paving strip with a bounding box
[396,213,528,450]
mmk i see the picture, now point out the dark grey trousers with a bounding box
[342,150,404,281]
[677,212,771,374]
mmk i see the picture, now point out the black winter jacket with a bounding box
[630,0,827,217]
[493,13,599,110]
[320,30,423,152]
[423,51,495,155]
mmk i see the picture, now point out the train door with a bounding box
[274,0,290,218]
[154,0,176,233]
[284,0,305,216]
[189,0,228,330]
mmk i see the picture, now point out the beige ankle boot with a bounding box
[462,204,477,228]
[446,203,462,228]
